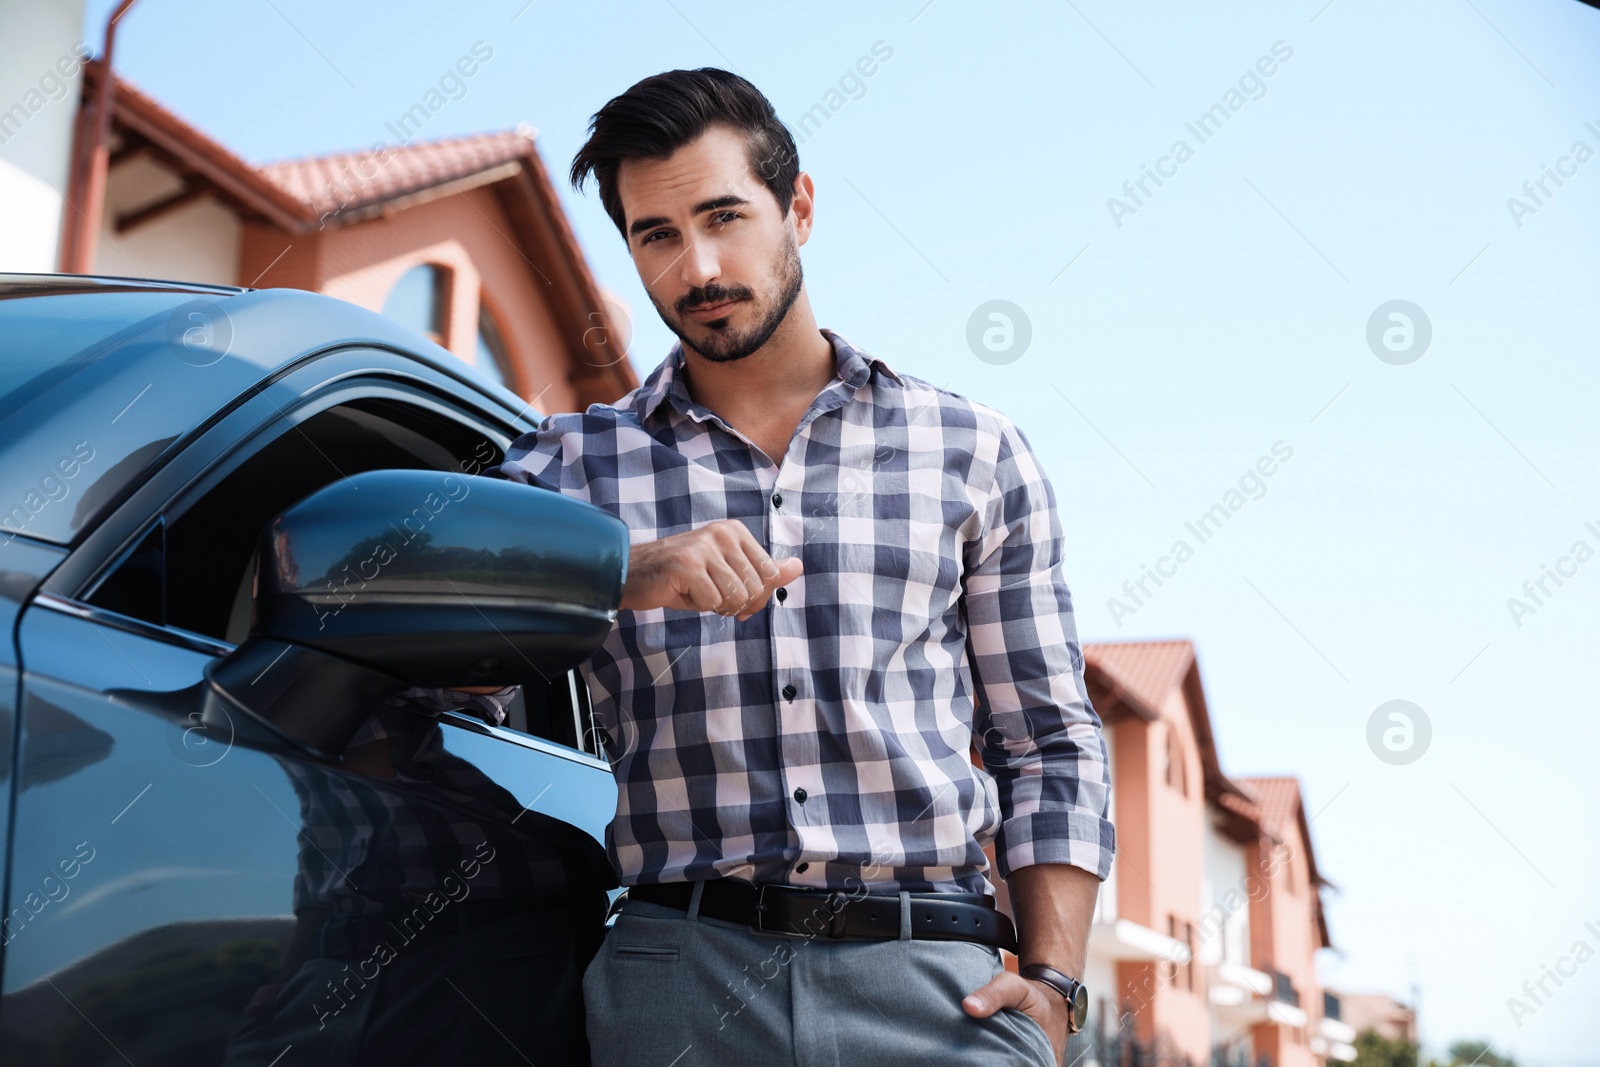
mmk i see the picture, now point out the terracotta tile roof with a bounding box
[1217,788,1265,825]
[1237,775,1335,889]
[94,58,549,226]
[259,127,540,217]
[87,60,312,229]
[1235,775,1301,839]
[1083,639,1195,719]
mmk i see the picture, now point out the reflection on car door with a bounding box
[1,380,621,1067]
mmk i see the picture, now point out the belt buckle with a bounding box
[754,885,854,940]
[823,891,849,939]
[753,884,802,937]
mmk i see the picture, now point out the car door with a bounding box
[0,347,620,1067]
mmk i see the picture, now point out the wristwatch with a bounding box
[1019,963,1088,1034]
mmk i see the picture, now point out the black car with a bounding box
[0,275,631,1066]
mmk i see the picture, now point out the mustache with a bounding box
[679,286,752,313]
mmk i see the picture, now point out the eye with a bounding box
[711,210,742,226]
[641,229,671,245]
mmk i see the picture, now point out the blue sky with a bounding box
[81,0,1600,1059]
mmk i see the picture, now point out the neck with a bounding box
[677,290,835,422]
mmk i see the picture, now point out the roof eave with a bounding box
[500,152,638,401]
[309,160,525,228]
[89,61,316,232]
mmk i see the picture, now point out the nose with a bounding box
[679,231,720,293]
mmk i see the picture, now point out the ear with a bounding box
[789,171,817,247]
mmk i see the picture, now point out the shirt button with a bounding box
[795,862,810,873]
[793,788,808,804]
[772,492,783,509]
[776,587,787,603]
[782,684,797,702]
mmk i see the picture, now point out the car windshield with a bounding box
[0,288,204,423]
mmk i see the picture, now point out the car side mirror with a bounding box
[202,469,628,758]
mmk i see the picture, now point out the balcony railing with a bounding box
[1323,991,1342,1021]
[1073,1016,1218,1067]
[1272,970,1300,1008]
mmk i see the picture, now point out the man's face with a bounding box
[619,124,804,363]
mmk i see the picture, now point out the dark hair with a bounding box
[570,68,800,240]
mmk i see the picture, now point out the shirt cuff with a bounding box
[995,807,1116,882]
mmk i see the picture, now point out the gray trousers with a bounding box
[582,884,1058,1066]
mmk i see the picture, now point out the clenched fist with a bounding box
[622,519,803,621]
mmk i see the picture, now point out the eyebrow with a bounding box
[628,194,751,239]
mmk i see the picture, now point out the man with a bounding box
[457,67,1113,1065]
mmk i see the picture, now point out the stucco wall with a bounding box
[96,153,241,285]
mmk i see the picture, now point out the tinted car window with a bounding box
[81,390,601,755]
[86,396,497,640]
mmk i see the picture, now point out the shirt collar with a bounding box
[633,327,904,426]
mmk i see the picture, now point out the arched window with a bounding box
[473,301,515,390]
[381,264,449,344]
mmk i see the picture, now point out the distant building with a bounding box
[1064,639,1355,1067]
[1081,639,1214,1067]
[1330,993,1417,1043]
[1227,777,1354,1067]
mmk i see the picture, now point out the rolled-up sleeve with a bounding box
[490,415,569,492]
[964,416,1115,881]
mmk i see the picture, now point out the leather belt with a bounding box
[627,879,1018,953]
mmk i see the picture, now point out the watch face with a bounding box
[1070,984,1089,1030]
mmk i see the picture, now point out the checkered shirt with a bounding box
[483,328,1113,895]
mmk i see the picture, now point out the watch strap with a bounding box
[1019,962,1086,1033]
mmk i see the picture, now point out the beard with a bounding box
[650,229,804,364]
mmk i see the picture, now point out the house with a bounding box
[1074,639,1352,1067]
[1082,639,1224,1067]
[1328,992,1416,1044]
[0,0,636,415]
[1225,777,1351,1067]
